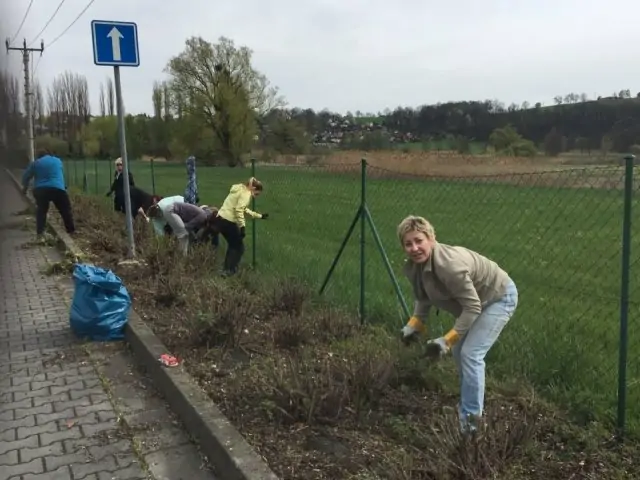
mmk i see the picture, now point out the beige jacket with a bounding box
[402,242,512,336]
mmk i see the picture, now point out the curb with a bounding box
[5,168,279,480]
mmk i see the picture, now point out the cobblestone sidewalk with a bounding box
[0,174,216,479]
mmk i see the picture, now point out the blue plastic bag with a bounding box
[69,263,131,341]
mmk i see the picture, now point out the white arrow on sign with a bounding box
[107,27,124,61]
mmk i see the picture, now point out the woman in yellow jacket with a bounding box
[215,177,269,276]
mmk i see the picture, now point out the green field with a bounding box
[64,158,640,433]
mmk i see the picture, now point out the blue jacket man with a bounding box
[22,150,75,236]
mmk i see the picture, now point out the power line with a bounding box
[10,0,35,43]
[47,0,97,49]
[28,0,67,47]
[33,55,42,75]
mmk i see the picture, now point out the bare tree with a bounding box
[152,81,163,118]
[7,75,21,114]
[0,73,25,160]
[99,83,106,117]
[163,81,171,121]
[47,71,91,154]
[0,73,10,152]
[47,76,65,137]
[31,80,45,133]
[106,77,115,116]
[174,90,184,119]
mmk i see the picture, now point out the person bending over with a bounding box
[398,215,518,434]
[193,206,220,248]
[21,149,75,237]
[215,177,269,276]
[127,186,161,222]
[147,195,184,237]
[161,202,211,255]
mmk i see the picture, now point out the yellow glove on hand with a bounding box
[400,316,425,345]
[425,329,460,358]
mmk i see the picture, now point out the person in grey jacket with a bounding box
[161,202,211,255]
[397,215,518,434]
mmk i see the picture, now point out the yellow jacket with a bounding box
[217,183,262,227]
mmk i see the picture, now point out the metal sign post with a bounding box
[91,20,140,259]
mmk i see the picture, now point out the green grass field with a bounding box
[64,158,640,433]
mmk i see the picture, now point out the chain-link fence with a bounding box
[363,161,639,434]
[63,156,639,436]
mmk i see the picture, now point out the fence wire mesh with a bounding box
[365,164,640,432]
[63,157,639,435]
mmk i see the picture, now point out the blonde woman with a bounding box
[106,157,134,213]
[398,215,518,432]
[214,177,269,276]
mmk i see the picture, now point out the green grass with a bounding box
[66,158,640,435]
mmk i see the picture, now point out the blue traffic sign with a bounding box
[91,20,140,67]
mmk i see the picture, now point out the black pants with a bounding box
[33,187,75,235]
[216,217,244,274]
[113,194,124,213]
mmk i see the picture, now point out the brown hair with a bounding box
[146,204,162,218]
[36,148,50,158]
[248,177,263,192]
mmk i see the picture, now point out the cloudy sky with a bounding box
[4,0,640,116]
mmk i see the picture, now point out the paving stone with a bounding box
[19,441,64,462]
[21,466,72,480]
[0,434,38,455]
[14,402,54,420]
[0,456,44,478]
[0,449,19,466]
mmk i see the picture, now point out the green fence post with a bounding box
[251,158,256,268]
[616,154,635,440]
[94,158,98,194]
[363,206,410,319]
[360,158,366,324]
[73,160,78,187]
[150,157,156,195]
[82,158,88,193]
[319,208,361,295]
[320,161,365,304]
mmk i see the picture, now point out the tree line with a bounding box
[2,35,640,168]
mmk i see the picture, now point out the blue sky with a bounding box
[4,0,640,116]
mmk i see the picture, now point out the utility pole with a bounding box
[5,39,44,163]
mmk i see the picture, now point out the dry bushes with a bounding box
[62,192,640,480]
[276,150,596,176]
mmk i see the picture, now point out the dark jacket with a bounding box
[109,171,135,198]
[129,187,155,218]
[170,202,211,232]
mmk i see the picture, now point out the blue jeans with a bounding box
[451,279,518,430]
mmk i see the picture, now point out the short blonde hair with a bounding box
[397,215,436,243]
